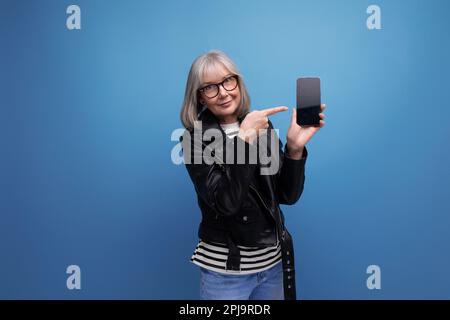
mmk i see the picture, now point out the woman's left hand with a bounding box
[286,104,326,159]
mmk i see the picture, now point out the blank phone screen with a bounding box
[296,77,321,126]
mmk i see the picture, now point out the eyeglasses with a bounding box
[198,75,239,99]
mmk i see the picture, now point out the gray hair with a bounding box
[180,50,251,130]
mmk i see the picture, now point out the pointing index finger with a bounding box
[261,106,289,116]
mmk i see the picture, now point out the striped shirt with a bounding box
[190,121,282,275]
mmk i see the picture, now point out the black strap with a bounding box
[223,216,241,271]
[225,234,241,271]
[280,228,296,300]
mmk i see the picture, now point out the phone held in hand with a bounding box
[296,77,321,126]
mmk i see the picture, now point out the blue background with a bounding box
[1,0,449,299]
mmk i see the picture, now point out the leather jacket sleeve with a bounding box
[182,130,259,218]
[276,142,308,205]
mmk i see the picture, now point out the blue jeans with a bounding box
[199,261,284,300]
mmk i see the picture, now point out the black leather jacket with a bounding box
[181,108,308,300]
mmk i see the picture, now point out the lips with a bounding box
[219,100,232,107]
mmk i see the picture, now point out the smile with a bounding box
[219,100,232,107]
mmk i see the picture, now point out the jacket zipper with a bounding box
[249,184,279,246]
[201,141,279,242]
[198,132,281,244]
[200,141,225,220]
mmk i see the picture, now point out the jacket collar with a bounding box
[197,107,248,134]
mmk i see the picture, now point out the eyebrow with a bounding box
[202,74,233,85]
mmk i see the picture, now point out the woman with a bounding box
[180,50,325,300]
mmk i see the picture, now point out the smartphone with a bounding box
[296,77,321,126]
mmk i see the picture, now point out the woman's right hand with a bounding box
[238,106,288,144]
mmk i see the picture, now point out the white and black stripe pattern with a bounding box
[191,239,282,275]
[219,121,240,139]
[190,121,281,275]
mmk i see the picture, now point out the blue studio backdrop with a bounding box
[1,0,450,299]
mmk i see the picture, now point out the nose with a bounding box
[218,85,229,98]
